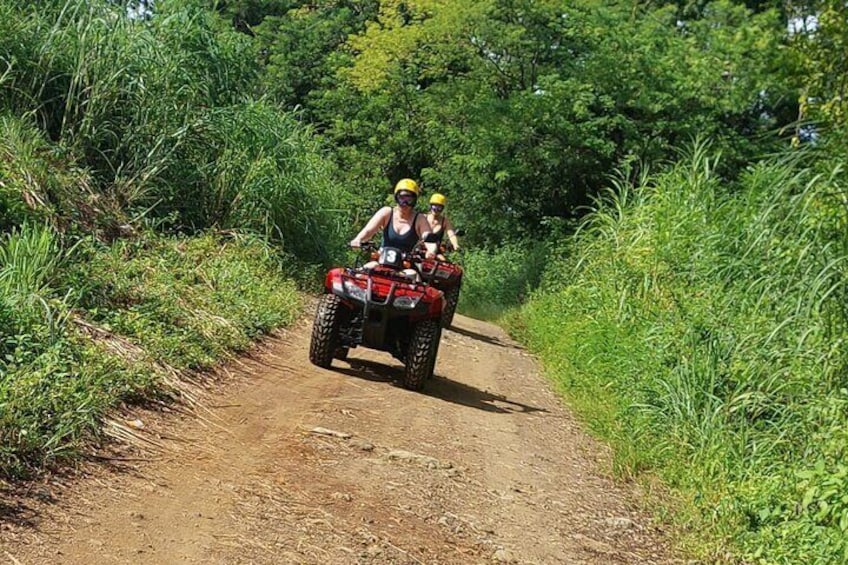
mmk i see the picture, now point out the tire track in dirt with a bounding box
[1,314,672,564]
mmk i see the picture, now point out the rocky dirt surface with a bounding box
[1,314,673,564]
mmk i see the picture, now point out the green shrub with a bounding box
[517,144,848,562]
[0,230,302,478]
[64,233,302,370]
[0,338,156,477]
[458,242,547,320]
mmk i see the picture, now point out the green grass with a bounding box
[0,0,349,263]
[457,242,547,321]
[0,1,351,480]
[514,144,848,563]
[66,233,302,370]
[0,229,303,479]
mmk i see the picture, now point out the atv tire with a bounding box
[309,294,345,368]
[442,283,461,328]
[403,320,441,391]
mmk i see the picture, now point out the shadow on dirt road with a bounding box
[445,324,524,349]
[336,357,547,414]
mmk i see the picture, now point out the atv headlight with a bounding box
[343,280,368,302]
[393,295,420,309]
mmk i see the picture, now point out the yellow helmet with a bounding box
[429,193,447,207]
[393,178,420,196]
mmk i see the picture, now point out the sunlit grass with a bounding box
[518,144,848,562]
[0,0,347,264]
[458,242,547,321]
[0,231,302,479]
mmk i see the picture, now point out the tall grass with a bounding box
[64,234,302,370]
[0,224,61,298]
[0,223,91,476]
[0,0,348,264]
[457,242,547,320]
[517,144,848,562]
[0,224,71,341]
[0,0,342,477]
[164,102,348,264]
[0,230,303,478]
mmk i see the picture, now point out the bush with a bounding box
[517,144,848,562]
[458,241,547,321]
[0,230,302,478]
[65,233,302,370]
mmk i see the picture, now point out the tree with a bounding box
[303,0,798,244]
[791,0,848,140]
[254,0,379,109]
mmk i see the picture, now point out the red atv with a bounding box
[309,242,445,391]
[420,241,463,328]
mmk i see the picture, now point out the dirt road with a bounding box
[1,314,670,564]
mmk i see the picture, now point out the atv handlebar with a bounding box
[351,240,432,260]
[351,241,380,252]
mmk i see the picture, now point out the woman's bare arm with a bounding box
[444,217,460,250]
[351,207,391,246]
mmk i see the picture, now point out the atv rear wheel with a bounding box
[309,294,345,368]
[403,320,441,391]
[442,283,461,328]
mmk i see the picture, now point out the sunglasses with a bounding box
[396,192,417,206]
[430,204,444,212]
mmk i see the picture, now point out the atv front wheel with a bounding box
[403,320,441,391]
[441,283,461,328]
[309,294,345,368]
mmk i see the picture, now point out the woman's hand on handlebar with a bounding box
[351,240,378,252]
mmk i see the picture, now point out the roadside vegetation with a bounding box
[1,227,301,477]
[508,1,848,560]
[453,243,546,321]
[4,0,848,561]
[515,145,848,562]
[0,0,346,478]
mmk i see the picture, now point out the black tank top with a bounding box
[383,211,420,252]
[429,215,446,243]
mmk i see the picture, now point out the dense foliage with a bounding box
[0,228,300,477]
[790,0,848,162]
[0,0,347,260]
[3,0,848,562]
[516,145,848,562]
[0,0,342,477]
[455,243,547,321]
[240,0,799,244]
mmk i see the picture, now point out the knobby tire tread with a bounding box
[309,294,343,368]
[442,283,461,328]
[403,320,441,391]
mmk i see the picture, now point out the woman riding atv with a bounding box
[311,178,447,389]
[350,179,437,261]
[425,193,460,259]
